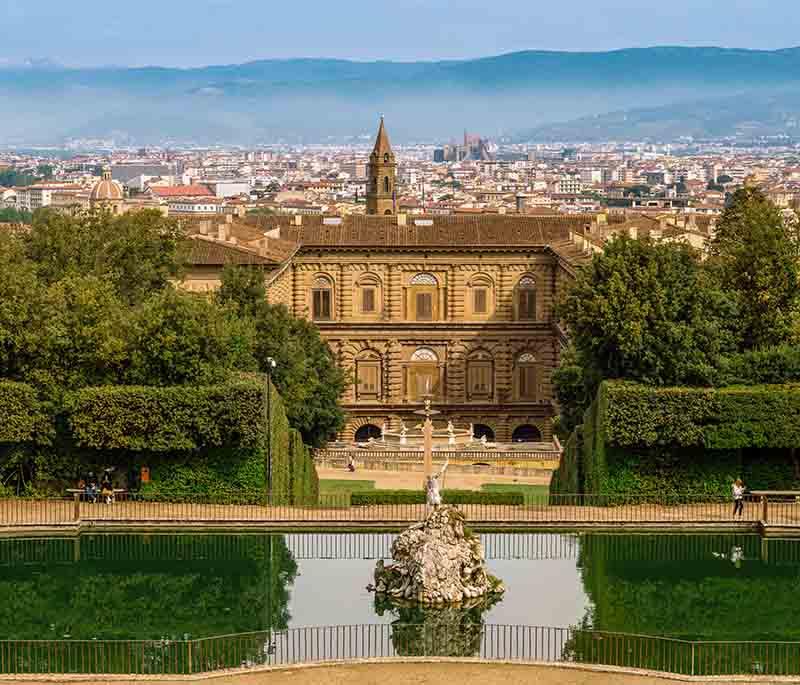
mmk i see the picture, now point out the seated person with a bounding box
[100,475,114,504]
[85,473,98,503]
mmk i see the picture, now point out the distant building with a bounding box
[433,132,496,162]
[148,184,214,200]
[111,163,180,184]
[206,180,252,199]
[89,167,125,213]
[168,197,225,215]
[366,117,397,215]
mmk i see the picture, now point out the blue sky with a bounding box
[2,0,798,67]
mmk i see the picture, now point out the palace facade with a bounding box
[184,120,590,444]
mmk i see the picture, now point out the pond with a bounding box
[0,532,797,643]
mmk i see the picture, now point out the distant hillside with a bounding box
[1,47,800,144]
[517,90,800,142]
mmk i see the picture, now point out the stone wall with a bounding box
[270,247,568,443]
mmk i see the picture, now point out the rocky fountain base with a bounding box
[368,506,505,606]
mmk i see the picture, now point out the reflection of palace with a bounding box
[184,118,589,443]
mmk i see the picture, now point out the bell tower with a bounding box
[366,116,397,215]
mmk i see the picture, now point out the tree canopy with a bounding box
[217,265,346,446]
[0,209,344,446]
[554,189,800,433]
[708,187,800,349]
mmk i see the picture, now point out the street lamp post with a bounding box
[265,357,276,503]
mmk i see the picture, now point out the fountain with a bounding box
[379,400,475,451]
[367,397,505,607]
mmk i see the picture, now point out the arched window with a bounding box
[356,351,381,400]
[383,176,390,193]
[517,352,538,400]
[383,153,390,163]
[516,275,537,321]
[410,273,438,286]
[468,274,494,317]
[512,425,542,443]
[355,424,382,443]
[473,424,495,442]
[467,350,493,401]
[408,347,440,400]
[311,275,333,321]
[356,274,381,315]
[411,347,438,362]
[409,273,438,321]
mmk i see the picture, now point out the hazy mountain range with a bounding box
[2,47,800,146]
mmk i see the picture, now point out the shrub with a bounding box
[350,490,524,506]
[0,381,52,444]
[65,377,266,452]
[553,380,800,498]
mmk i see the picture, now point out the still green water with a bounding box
[0,532,796,642]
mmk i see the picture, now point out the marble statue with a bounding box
[425,457,449,506]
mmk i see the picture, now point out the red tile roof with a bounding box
[150,185,214,198]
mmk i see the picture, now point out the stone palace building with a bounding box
[185,119,591,444]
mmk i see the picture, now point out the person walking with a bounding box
[732,478,745,517]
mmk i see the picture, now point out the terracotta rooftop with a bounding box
[150,185,214,198]
[185,219,298,263]
[187,236,278,266]
[245,214,594,248]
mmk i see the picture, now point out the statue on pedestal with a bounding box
[368,506,505,606]
[425,457,449,506]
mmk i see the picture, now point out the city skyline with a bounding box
[1,0,799,68]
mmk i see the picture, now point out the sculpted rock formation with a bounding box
[369,506,505,606]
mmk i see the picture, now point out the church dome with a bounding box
[90,167,124,203]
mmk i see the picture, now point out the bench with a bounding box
[67,488,128,503]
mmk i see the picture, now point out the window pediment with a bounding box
[410,273,438,286]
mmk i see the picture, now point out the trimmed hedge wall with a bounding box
[0,376,318,505]
[550,426,582,494]
[551,381,800,498]
[65,378,265,452]
[350,490,525,506]
[602,382,800,450]
[0,381,52,444]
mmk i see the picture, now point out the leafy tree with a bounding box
[0,208,33,223]
[717,174,734,184]
[19,276,130,395]
[554,236,738,423]
[0,231,39,378]
[24,208,186,305]
[0,169,37,187]
[708,187,800,349]
[551,346,597,435]
[125,288,257,387]
[217,266,346,446]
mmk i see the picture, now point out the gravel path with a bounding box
[0,663,728,685]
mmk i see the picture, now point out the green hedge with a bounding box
[602,381,800,450]
[0,376,318,505]
[550,427,582,494]
[553,381,800,498]
[65,378,265,452]
[0,381,52,444]
[138,447,267,503]
[350,490,524,506]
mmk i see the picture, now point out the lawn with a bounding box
[319,479,376,495]
[480,483,549,504]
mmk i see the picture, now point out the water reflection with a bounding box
[577,533,800,641]
[0,534,297,640]
[375,595,501,657]
[1,532,799,646]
